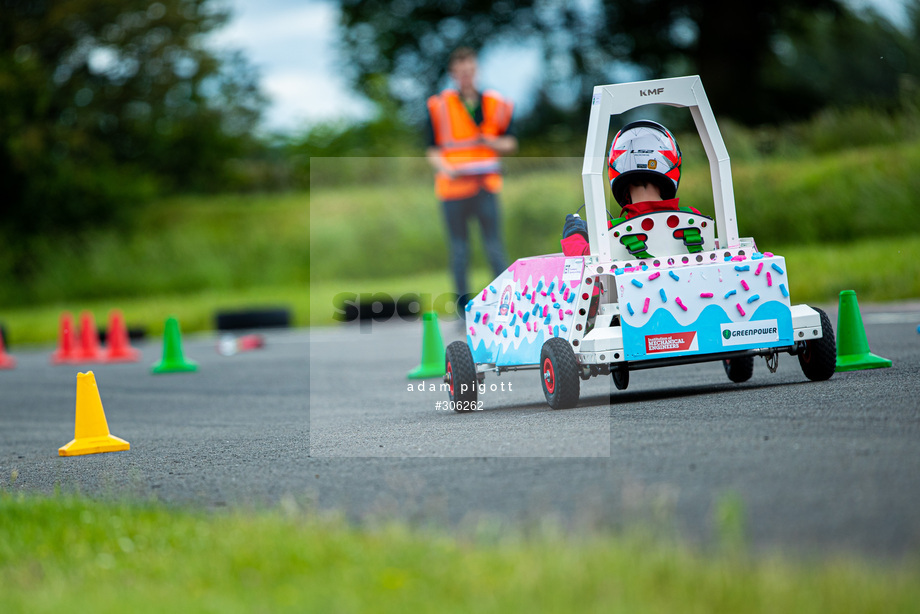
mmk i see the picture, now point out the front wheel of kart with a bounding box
[540,337,580,410]
[445,341,477,410]
[723,356,754,383]
[798,307,836,381]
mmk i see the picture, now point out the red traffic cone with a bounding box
[0,328,15,369]
[104,310,140,362]
[51,312,78,364]
[76,311,104,362]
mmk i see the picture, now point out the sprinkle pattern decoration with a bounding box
[617,256,791,330]
[468,255,587,368]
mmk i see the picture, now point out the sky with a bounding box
[209,0,911,134]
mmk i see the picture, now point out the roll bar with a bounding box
[581,75,740,258]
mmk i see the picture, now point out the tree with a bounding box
[337,0,529,126]
[336,0,918,137]
[763,4,920,118]
[0,0,264,262]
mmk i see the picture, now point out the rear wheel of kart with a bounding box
[611,364,629,390]
[445,341,477,410]
[798,307,836,381]
[723,356,754,383]
[540,337,580,410]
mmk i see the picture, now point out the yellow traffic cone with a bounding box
[59,371,130,456]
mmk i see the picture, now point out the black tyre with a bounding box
[445,341,477,410]
[215,308,291,331]
[540,337,580,410]
[611,364,629,390]
[723,356,754,383]
[798,307,836,381]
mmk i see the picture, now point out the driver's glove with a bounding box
[562,213,588,241]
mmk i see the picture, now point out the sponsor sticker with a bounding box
[563,258,584,281]
[720,319,779,346]
[645,331,698,354]
[495,284,513,322]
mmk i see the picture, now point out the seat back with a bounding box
[608,210,715,261]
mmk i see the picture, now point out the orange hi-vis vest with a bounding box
[428,89,514,201]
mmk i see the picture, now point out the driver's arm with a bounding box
[480,134,518,155]
[426,146,456,178]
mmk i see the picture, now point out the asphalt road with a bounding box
[2,302,919,559]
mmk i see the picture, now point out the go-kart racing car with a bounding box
[445,75,836,410]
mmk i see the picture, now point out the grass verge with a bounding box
[4,139,920,311]
[308,140,920,283]
[2,235,918,345]
[309,234,920,327]
[1,285,308,347]
[1,493,918,613]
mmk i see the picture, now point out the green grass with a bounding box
[1,192,309,307]
[308,140,920,282]
[782,236,920,302]
[2,235,917,345]
[308,235,920,327]
[1,286,308,346]
[3,139,920,344]
[1,493,917,613]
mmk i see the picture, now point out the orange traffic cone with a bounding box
[59,371,130,456]
[76,311,104,362]
[0,328,15,369]
[51,312,78,364]
[104,310,140,362]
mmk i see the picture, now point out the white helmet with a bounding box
[607,120,682,206]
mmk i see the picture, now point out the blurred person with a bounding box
[426,47,517,313]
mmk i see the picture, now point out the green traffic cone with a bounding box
[835,290,892,372]
[407,312,446,379]
[151,316,198,374]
